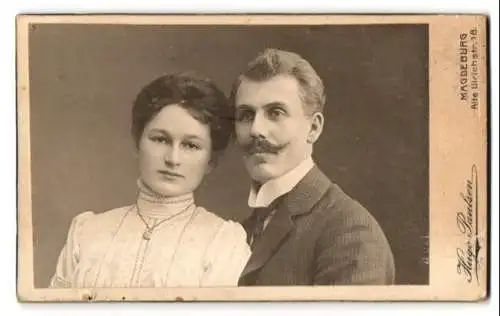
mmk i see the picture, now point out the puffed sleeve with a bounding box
[200,220,251,287]
[48,211,94,288]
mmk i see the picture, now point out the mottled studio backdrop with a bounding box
[28,23,429,287]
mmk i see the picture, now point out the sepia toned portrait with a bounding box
[16,14,488,302]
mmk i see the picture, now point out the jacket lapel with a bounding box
[240,203,294,277]
[239,166,331,281]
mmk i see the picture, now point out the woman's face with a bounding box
[138,104,213,197]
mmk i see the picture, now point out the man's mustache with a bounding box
[241,137,288,155]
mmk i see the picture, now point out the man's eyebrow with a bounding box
[263,101,287,108]
[236,101,287,110]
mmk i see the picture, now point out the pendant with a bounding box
[142,228,153,240]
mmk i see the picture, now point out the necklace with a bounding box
[136,204,192,240]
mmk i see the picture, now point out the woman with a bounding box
[49,72,251,288]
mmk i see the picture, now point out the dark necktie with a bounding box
[247,206,275,251]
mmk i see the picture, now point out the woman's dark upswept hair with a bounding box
[131,72,234,161]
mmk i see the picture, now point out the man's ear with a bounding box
[307,112,324,144]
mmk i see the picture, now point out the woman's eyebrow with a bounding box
[184,135,204,141]
[149,129,204,141]
[148,128,169,134]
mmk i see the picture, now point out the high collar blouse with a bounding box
[49,182,251,288]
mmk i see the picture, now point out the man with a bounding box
[231,48,395,286]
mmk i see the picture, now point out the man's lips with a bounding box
[243,142,287,156]
[246,147,277,155]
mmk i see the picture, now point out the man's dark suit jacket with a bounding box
[239,166,395,286]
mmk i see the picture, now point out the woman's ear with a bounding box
[205,162,215,176]
[307,112,324,144]
[133,146,140,159]
[206,156,218,175]
[132,139,140,158]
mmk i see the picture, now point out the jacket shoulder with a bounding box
[313,183,396,284]
[321,183,382,229]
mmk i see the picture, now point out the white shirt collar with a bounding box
[248,156,315,208]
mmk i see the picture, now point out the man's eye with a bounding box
[268,108,286,120]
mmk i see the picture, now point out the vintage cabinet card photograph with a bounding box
[16,14,489,302]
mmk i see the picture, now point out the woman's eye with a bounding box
[151,136,169,144]
[183,142,201,150]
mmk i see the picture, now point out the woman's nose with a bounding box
[164,145,181,166]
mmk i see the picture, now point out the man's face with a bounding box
[234,75,316,183]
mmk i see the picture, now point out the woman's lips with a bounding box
[157,170,184,178]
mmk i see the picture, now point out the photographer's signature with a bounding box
[456,164,481,284]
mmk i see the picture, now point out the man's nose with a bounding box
[249,112,268,138]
